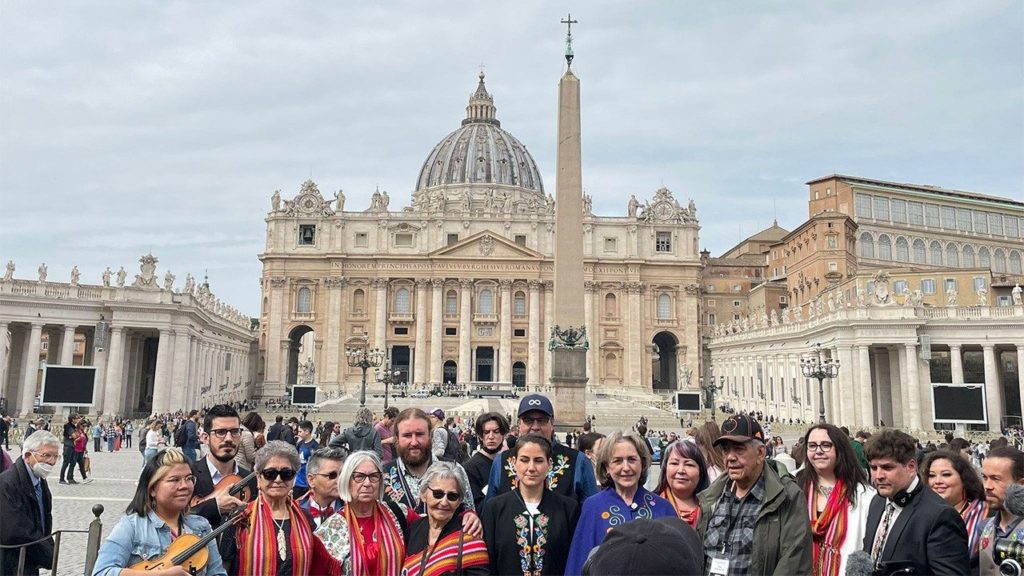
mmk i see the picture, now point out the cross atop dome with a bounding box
[463,71,499,126]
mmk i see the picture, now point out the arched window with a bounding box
[979,247,991,269]
[479,289,494,314]
[394,287,410,314]
[513,291,526,316]
[945,244,959,268]
[1010,251,1022,274]
[912,239,926,264]
[296,287,311,313]
[605,293,618,318]
[859,233,875,259]
[929,241,943,266]
[962,245,976,268]
[877,234,892,260]
[895,237,909,262]
[353,289,365,313]
[994,249,1007,273]
[657,293,672,319]
[445,290,458,315]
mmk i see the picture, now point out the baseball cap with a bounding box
[429,408,445,421]
[713,414,765,446]
[583,517,703,576]
[517,394,555,417]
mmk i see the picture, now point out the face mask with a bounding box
[32,461,54,479]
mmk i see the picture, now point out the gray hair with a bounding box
[254,440,300,472]
[595,430,653,489]
[338,450,385,503]
[307,447,346,477]
[23,430,60,454]
[355,407,373,427]
[418,461,467,501]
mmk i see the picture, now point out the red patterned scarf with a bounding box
[807,479,848,576]
[345,502,406,576]
[236,495,312,576]
[402,531,488,576]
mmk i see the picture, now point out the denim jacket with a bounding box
[92,510,226,576]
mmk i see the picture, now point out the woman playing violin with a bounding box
[92,448,226,576]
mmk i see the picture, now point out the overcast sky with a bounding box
[2,1,1021,315]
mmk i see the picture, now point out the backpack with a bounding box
[441,428,463,463]
[174,422,189,447]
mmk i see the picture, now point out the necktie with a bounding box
[871,502,896,567]
[34,482,46,529]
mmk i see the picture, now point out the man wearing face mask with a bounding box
[0,430,59,576]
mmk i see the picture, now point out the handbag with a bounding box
[83,454,91,473]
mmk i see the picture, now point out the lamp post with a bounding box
[701,374,725,422]
[800,343,840,424]
[374,366,402,410]
[345,333,385,408]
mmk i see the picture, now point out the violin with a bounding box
[190,470,257,508]
[129,509,243,573]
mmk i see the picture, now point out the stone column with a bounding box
[323,277,345,386]
[1017,345,1024,418]
[904,344,923,430]
[983,344,1002,432]
[857,345,874,428]
[584,281,596,383]
[0,321,8,403]
[458,279,473,386]
[264,277,286,396]
[499,279,512,383]
[543,281,554,385]
[152,329,174,414]
[627,283,643,388]
[19,323,43,416]
[169,330,191,409]
[373,278,389,349]
[430,278,444,385]
[102,327,124,416]
[187,337,199,407]
[59,325,76,366]
[414,279,430,385]
[528,280,541,387]
[950,345,964,384]
[837,346,856,426]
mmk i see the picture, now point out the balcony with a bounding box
[473,312,498,324]
[389,312,414,324]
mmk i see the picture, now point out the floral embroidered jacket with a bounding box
[480,488,579,576]
[485,440,597,506]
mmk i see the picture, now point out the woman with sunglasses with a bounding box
[481,434,579,576]
[233,441,340,576]
[92,448,227,576]
[403,461,490,576]
[317,451,412,575]
[794,424,874,576]
[654,439,710,529]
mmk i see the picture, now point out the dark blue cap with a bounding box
[518,394,555,417]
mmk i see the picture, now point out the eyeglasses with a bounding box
[521,416,551,426]
[260,468,297,482]
[313,471,340,481]
[352,472,383,484]
[208,428,242,438]
[430,488,461,502]
[164,475,197,486]
[806,442,834,453]
[32,451,59,463]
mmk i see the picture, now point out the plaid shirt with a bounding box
[703,472,766,576]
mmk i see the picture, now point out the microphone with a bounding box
[1004,483,1024,518]
[845,550,874,576]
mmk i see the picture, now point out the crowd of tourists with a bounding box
[4,396,1024,575]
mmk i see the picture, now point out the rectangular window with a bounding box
[973,211,988,233]
[732,300,741,307]
[1007,217,1020,239]
[872,197,890,221]
[354,232,369,247]
[733,314,741,321]
[655,231,672,252]
[963,351,985,383]
[444,327,457,336]
[708,313,717,325]
[891,199,907,223]
[394,233,413,247]
[999,295,1011,306]
[922,279,936,294]
[990,214,1004,236]
[708,299,716,307]
[925,204,941,227]
[944,278,957,293]
[828,261,838,272]
[929,350,952,383]
[393,327,409,336]
[514,234,527,247]
[957,208,972,232]
[941,206,956,229]
[513,328,526,337]
[893,280,908,294]
[298,224,316,245]
[855,194,872,218]
[973,277,986,292]
[908,202,924,225]
[779,295,788,304]
[603,237,617,252]
[446,233,459,246]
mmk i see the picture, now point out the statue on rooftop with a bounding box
[3,260,13,282]
[38,263,47,283]
[102,267,112,287]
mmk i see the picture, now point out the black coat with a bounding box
[266,422,285,442]
[189,456,257,571]
[0,458,53,576]
[862,484,970,576]
[481,489,578,576]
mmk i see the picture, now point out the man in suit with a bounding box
[0,430,58,576]
[862,429,969,575]
[189,404,257,569]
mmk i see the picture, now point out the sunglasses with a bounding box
[313,471,340,480]
[260,468,297,482]
[430,488,461,502]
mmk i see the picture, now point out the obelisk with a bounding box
[549,14,588,430]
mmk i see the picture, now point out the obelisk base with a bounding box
[550,348,588,431]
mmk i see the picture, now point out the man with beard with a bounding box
[977,446,1024,575]
[464,412,509,507]
[189,404,257,569]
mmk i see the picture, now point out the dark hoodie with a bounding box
[331,422,382,458]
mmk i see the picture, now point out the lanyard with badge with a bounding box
[708,484,741,576]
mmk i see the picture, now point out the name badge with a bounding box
[709,556,730,576]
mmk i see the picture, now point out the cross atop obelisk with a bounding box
[561,13,578,68]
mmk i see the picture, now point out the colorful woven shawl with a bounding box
[345,502,405,576]
[236,495,312,576]
[807,479,848,576]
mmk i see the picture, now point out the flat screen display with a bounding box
[675,391,702,412]
[291,385,317,405]
[932,384,986,423]
[41,365,96,405]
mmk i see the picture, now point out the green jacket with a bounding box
[851,438,868,470]
[696,463,812,576]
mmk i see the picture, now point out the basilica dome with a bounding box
[415,73,544,194]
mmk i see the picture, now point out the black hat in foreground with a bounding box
[583,517,703,576]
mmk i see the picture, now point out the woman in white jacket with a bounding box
[795,424,876,576]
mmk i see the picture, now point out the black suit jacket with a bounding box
[0,458,53,576]
[190,456,257,570]
[862,485,970,576]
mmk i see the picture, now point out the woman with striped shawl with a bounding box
[234,441,340,576]
[402,462,489,576]
[795,425,875,576]
[922,449,990,572]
